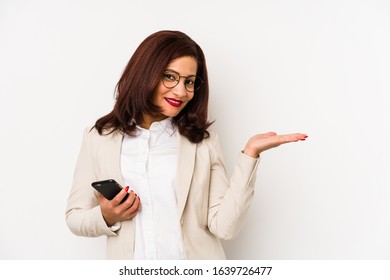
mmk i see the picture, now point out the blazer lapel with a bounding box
[105,130,126,187]
[176,133,197,219]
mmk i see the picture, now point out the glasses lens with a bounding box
[162,72,179,88]
[184,76,203,92]
[162,72,203,92]
[184,76,197,92]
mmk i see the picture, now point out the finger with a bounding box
[255,132,277,139]
[279,133,308,143]
[124,196,141,218]
[292,133,308,141]
[111,186,130,205]
[97,193,108,204]
[120,190,138,210]
[127,208,139,220]
[126,195,141,214]
[265,131,277,137]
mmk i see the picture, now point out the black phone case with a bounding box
[91,179,129,202]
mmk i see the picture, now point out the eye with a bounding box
[163,73,177,81]
[185,76,196,86]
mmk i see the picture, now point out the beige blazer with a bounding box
[66,127,259,259]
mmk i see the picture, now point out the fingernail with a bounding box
[125,186,129,192]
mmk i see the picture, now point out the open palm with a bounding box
[243,132,308,158]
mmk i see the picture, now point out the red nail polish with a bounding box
[125,186,129,192]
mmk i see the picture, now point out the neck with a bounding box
[141,113,167,129]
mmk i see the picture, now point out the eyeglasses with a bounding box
[162,70,203,92]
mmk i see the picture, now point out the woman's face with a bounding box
[148,56,198,125]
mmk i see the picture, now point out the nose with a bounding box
[171,79,187,97]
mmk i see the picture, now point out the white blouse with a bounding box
[120,117,185,259]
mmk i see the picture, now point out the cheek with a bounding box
[153,84,170,103]
[186,92,195,102]
[156,82,167,93]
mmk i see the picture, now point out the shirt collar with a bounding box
[136,117,177,136]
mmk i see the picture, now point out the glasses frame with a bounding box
[161,69,204,92]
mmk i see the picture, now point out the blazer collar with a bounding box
[176,133,197,219]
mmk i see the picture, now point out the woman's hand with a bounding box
[98,186,141,227]
[243,132,308,158]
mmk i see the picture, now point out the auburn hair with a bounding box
[93,30,212,143]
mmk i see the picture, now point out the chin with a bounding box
[162,109,182,118]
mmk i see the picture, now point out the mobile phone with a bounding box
[91,179,129,202]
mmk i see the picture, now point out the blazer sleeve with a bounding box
[65,128,117,237]
[207,132,260,240]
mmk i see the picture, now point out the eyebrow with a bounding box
[165,69,197,77]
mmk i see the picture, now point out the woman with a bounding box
[65,30,307,260]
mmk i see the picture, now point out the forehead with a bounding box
[166,56,197,75]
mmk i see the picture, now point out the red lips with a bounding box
[164,98,183,107]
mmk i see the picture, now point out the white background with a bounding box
[0,0,389,259]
